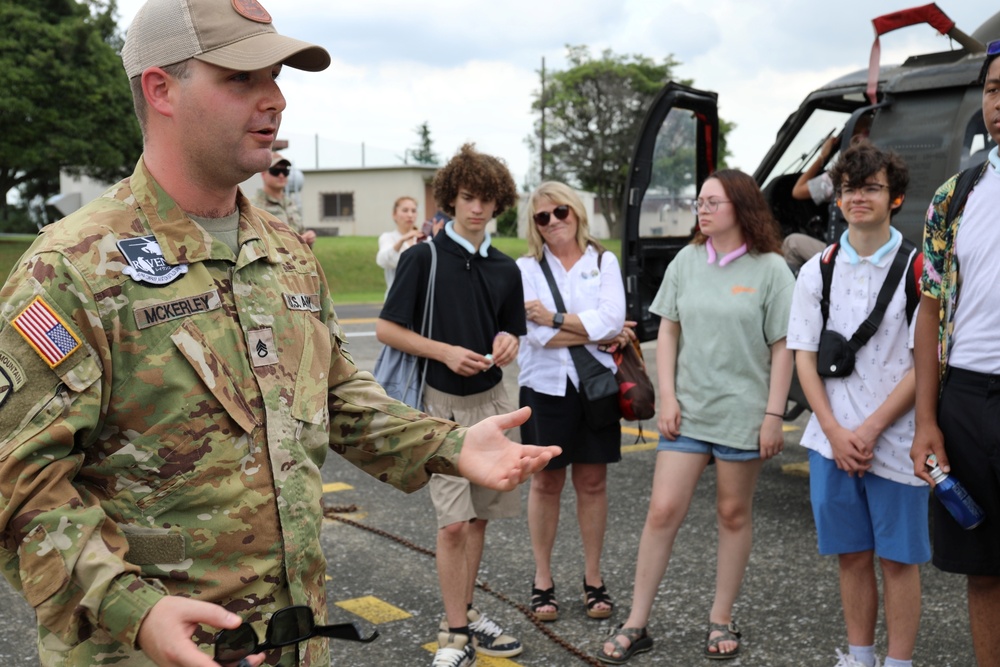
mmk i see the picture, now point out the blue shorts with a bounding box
[656,435,760,462]
[808,450,931,564]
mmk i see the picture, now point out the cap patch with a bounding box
[232,0,272,24]
[12,297,81,368]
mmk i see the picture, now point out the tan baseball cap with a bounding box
[122,0,331,79]
[270,153,291,167]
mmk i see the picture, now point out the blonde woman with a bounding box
[517,182,631,623]
[376,196,420,295]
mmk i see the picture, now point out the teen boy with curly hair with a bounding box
[376,144,526,667]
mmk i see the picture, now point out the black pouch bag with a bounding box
[572,347,621,429]
[816,329,855,378]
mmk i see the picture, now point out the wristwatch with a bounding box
[552,312,565,329]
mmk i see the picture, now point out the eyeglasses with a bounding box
[532,205,570,226]
[213,605,378,665]
[695,198,730,213]
[840,183,889,199]
[268,166,290,177]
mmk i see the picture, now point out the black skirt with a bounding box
[519,379,622,470]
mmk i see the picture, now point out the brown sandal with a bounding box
[704,620,741,660]
[596,625,653,664]
[530,583,558,622]
[583,578,614,619]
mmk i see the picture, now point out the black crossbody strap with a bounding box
[539,255,598,373]
[846,242,914,351]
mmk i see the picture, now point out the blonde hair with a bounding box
[393,196,417,213]
[525,182,602,260]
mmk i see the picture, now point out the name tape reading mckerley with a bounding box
[134,291,222,330]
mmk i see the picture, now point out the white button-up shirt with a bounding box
[516,244,626,396]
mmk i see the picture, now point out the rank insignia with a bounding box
[12,297,81,368]
[118,235,189,286]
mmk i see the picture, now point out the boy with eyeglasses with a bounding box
[253,152,316,246]
[787,139,928,667]
[911,40,1000,666]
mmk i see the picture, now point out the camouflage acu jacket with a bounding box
[252,188,305,235]
[0,159,464,666]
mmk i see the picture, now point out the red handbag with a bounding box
[613,340,655,421]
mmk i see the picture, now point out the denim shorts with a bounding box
[809,450,930,564]
[656,434,760,462]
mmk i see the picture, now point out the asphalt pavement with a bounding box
[0,305,976,666]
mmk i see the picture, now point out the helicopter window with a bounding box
[640,108,699,238]
[760,108,854,190]
[961,112,994,170]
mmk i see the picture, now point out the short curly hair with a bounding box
[828,139,909,218]
[433,143,517,217]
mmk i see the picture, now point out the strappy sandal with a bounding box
[704,620,741,660]
[596,624,653,664]
[583,578,614,619]
[530,583,559,622]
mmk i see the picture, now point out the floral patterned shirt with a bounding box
[921,159,992,379]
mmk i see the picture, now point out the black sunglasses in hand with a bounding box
[214,605,378,665]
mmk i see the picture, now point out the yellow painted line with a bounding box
[322,482,354,493]
[336,596,412,623]
[339,317,378,325]
[781,461,810,477]
[421,642,523,666]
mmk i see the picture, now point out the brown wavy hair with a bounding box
[433,143,517,217]
[692,169,782,255]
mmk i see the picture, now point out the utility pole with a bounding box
[540,56,546,182]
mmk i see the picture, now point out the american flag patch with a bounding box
[12,297,81,368]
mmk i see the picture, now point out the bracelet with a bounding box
[764,412,784,419]
[494,331,512,340]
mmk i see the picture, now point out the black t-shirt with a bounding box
[379,232,526,396]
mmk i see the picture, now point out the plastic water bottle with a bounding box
[927,456,985,530]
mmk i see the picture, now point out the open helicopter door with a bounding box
[622,83,719,342]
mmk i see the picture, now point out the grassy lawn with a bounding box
[0,235,621,304]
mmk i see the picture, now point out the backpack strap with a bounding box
[945,161,988,227]
[897,237,920,324]
[819,242,840,328]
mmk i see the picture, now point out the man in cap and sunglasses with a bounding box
[911,40,1000,666]
[254,152,315,246]
[250,153,316,246]
[0,1,559,666]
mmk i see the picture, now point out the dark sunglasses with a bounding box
[532,205,570,226]
[268,166,290,177]
[213,605,378,665]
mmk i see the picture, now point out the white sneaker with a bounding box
[432,631,477,667]
[467,608,523,658]
[833,649,880,667]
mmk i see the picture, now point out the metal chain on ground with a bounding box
[323,504,609,667]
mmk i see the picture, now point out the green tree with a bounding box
[407,121,439,165]
[528,46,733,238]
[0,0,142,226]
[494,205,518,237]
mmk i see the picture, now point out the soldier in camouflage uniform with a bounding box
[0,1,559,666]
[252,153,316,246]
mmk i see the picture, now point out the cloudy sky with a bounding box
[113,1,992,187]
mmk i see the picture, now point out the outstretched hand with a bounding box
[458,407,561,490]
